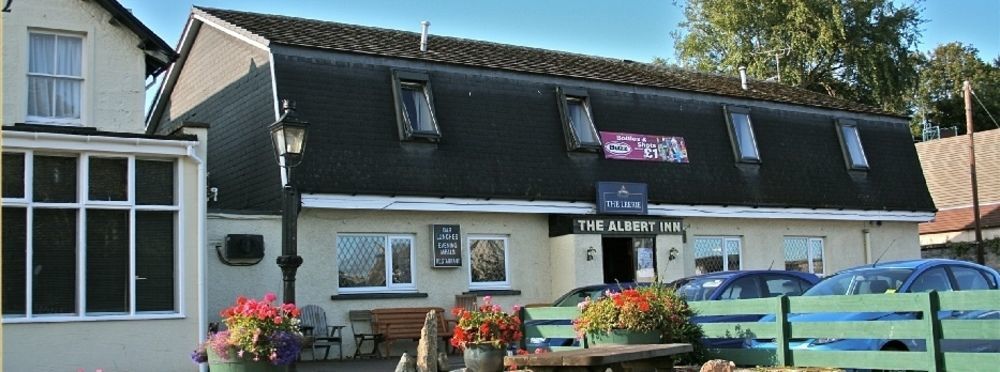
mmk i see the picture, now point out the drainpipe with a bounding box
[186,141,207,372]
[863,229,872,264]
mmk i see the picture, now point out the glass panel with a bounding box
[33,208,77,315]
[951,267,990,290]
[54,79,81,119]
[840,125,868,168]
[730,113,759,161]
[720,276,758,300]
[2,208,27,315]
[470,239,506,283]
[27,76,54,118]
[33,155,78,203]
[86,209,129,314]
[809,239,824,275]
[567,98,599,146]
[763,276,804,297]
[390,238,412,284]
[3,152,25,198]
[910,267,952,293]
[633,237,655,283]
[694,237,724,274]
[784,237,808,272]
[401,82,435,133]
[725,239,741,271]
[28,33,55,74]
[56,35,82,77]
[338,236,386,288]
[136,211,175,311]
[136,160,174,205]
[88,158,127,201]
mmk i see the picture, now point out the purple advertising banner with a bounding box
[599,131,689,163]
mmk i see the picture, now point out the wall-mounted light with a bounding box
[586,246,597,261]
[668,247,679,261]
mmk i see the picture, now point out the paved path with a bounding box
[295,357,466,372]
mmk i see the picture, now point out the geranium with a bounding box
[450,296,522,350]
[572,284,700,345]
[191,293,303,366]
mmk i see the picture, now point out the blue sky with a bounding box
[124,0,999,105]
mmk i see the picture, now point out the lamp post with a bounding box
[270,99,309,307]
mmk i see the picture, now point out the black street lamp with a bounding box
[270,99,309,307]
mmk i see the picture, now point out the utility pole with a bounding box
[965,81,985,265]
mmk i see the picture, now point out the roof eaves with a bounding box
[94,0,178,77]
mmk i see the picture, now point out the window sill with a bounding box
[330,292,429,301]
[2,313,184,323]
[463,289,521,296]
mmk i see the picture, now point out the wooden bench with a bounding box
[504,343,693,372]
[371,307,450,356]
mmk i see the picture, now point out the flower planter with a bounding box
[207,347,282,372]
[587,329,661,347]
[462,343,505,372]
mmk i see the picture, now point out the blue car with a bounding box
[751,259,1000,353]
[671,271,821,348]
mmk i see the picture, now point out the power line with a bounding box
[970,88,1000,129]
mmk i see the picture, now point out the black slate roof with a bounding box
[194,6,900,118]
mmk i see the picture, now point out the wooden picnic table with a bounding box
[503,343,693,372]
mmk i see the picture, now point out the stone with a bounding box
[416,310,439,372]
[699,359,735,372]
[394,352,417,372]
[437,351,449,372]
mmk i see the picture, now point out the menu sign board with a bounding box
[599,131,689,163]
[432,224,461,268]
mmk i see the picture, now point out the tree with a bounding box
[672,0,923,113]
[911,42,1000,135]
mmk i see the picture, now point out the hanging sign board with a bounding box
[599,131,689,163]
[596,182,648,215]
[432,224,461,268]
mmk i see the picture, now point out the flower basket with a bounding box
[191,293,303,367]
[587,329,661,347]
[450,296,521,372]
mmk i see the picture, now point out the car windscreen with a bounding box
[803,268,913,296]
[676,277,725,301]
[554,288,607,307]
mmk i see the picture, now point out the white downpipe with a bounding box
[864,229,872,264]
[187,144,208,372]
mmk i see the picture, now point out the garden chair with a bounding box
[299,305,345,360]
[349,310,384,358]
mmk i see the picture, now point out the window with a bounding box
[468,235,510,289]
[909,267,953,293]
[336,234,415,293]
[2,152,179,320]
[557,88,601,151]
[719,276,760,300]
[836,119,869,170]
[784,237,825,275]
[28,32,84,124]
[693,236,742,274]
[762,275,812,297]
[723,106,760,163]
[391,71,440,141]
[950,266,995,290]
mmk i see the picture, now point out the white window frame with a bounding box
[467,235,511,290]
[723,106,761,163]
[557,87,602,151]
[1,150,182,323]
[26,30,86,126]
[336,234,417,294]
[836,119,869,170]
[693,236,743,273]
[783,236,826,276]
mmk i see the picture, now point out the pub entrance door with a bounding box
[601,236,656,284]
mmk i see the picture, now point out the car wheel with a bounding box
[873,342,908,372]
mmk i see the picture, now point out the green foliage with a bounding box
[910,42,1000,136]
[673,0,923,113]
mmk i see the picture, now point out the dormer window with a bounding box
[723,106,760,163]
[27,32,84,124]
[836,119,869,170]
[391,71,440,141]
[557,88,601,151]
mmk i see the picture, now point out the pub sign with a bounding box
[596,182,648,215]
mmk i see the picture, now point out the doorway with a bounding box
[601,236,656,284]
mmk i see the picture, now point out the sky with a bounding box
[122,0,1000,105]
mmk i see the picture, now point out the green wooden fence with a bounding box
[519,306,586,352]
[688,290,1000,371]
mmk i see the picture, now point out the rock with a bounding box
[416,310,439,372]
[699,359,735,372]
[394,352,417,372]
[437,351,449,372]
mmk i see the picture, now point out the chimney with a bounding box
[420,21,430,52]
[739,66,748,90]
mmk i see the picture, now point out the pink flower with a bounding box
[263,292,277,303]
[493,305,502,312]
[273,316,283,325]
[513,304,522,312]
